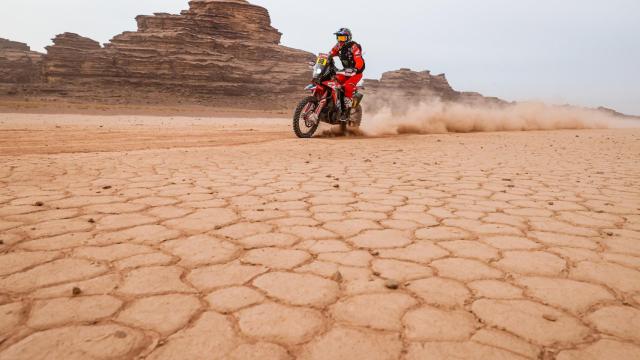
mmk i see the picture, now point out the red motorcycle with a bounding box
[292,53,364,138]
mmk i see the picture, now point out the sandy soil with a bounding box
[0,114,292,155]
[1,113,640,359]
[0,98,292,117]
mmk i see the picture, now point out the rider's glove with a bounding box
[344,68,356,76]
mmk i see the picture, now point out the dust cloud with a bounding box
[361,98,637,136]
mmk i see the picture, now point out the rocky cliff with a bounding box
[6,0,315,107]
[364,68,509,110]
[364,68,458,100]
[0,39,43,88]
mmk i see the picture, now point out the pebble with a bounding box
[385,280,400,290]
[72,287,82,296]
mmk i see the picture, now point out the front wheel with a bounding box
[293,96,320,138]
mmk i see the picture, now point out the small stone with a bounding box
[331,271,343,282]
[369,250,380,256]
[548,202,555,205]
[72,287,82,296]
[333,184,340,188]
[88,218,96,223]
[543,314,557,322]
[34,201,44,207]
[385,280,400,290]
[102,186,112,190]
[0,240,4,245]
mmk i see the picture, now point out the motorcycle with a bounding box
[292,53,364,138]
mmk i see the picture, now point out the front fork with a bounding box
[302,97,327,126]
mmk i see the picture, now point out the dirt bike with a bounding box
[292,53,364,138]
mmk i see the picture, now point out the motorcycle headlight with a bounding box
[315,68,322,75]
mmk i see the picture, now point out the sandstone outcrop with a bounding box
[0,2,633,116]
[364,68,458,101]
[19,0,315,107]
[0,39,43,87]
[363,68,509,110]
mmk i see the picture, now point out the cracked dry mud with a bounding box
[0,115,639,359]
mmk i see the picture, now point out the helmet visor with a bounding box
[337,35,348,42]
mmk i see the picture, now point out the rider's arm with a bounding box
[329,44,340,57]
[352,44,365,72]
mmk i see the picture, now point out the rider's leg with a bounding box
[341,73,363,120]
[334,74,348,121]
[343,73,363,100]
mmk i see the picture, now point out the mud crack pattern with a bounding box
[0,128,639,359]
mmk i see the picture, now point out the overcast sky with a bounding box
[1,0,638,114]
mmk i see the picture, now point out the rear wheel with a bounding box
[293,96,320,138]
[350,104,363,128]
[339,104,362,136]
[340,122,348,135]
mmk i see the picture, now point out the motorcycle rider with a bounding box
[330,28,365,120]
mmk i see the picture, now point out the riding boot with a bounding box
[341,98,353,121]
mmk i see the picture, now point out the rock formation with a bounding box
[363,68,509,111]
[0,39,43,89]
[8,0,315,107]
[0,2,633,116]
[594,106,640,120]
[364,68,458,101]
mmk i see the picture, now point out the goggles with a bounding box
[336,35,348,42]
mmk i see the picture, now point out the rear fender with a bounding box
[352,92,364,108]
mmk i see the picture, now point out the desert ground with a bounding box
[1,112,639,359]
